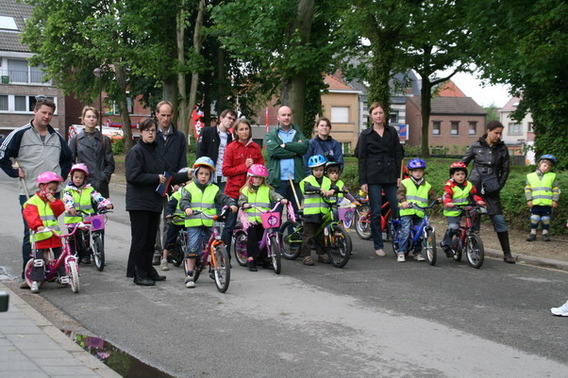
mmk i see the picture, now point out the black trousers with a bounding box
[127,210,161,278]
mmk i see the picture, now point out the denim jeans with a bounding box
[442,216,461,248]
[473,213,508,233]
[221,209,238,251]
[398,215,422,254]
[368,183,398,250]
[187,226,212,257]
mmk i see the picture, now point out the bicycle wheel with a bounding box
[233,230,248,267]
[466,233,484,269]
[269,235,282,274]
[169,233,185,267]
[355,205,372,240]
[390,220,401,254]
[193,257,202,283]
[328,225,352,268]
[451,232,463,262]
[68,260,80,293]
[213,245,230,293]
[423,229,437,266]
[24,258,37,289]
[92,233,105,272]
[279,220,302,260]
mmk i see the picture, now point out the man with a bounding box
[0,97,73,285]
[265,106,309,213]
[152,101,188,268]
[196,109,236,193]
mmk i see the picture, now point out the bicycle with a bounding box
[74,209,112,271]
[354,194,393,241]
[184,209,231,293]
[389,200,439,265]
[232,203,287,274]
[447,204,486,269]
[24,225,81,293]
[279,190,352,268]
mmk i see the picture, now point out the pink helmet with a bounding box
[247,164,268,178]
[35,171,63,187]
[70,163,89,177]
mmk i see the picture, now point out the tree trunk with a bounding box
[186,0,206,140]
[176,0,188,137]
[420,80,432,157]
[115,64,133,152]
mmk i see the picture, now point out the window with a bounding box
[0,95,8,111]
[331,106,349,123]
[389,112,398,124]
[341,142,351,155]
[15,96,26,111]
[468,121,477,135]
[6,59,49,84]
[0,95,57,113]
[528,122,534,132]
[508,123,523,136]
[109,96,133,115]
[451,121,459,135]
[432,121,441,135]
[0,16,18,30]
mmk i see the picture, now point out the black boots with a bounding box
[134,271,155,286]
[497,231,516,264]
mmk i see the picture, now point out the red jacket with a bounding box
[222,139,264,199]
[22,192,66,249]
[442,179,483,207]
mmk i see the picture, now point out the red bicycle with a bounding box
[354,195,392,241]
[448,204,486,269]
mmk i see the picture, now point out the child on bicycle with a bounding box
[525,154,560,242]
[63,163,113,264]
[396,159,438,262]
[325,161,358,204]
[238,164,288,271]
[22,171,66,293]
[179,157,237,288]
[299,154,337,266]
[440,162,485,257]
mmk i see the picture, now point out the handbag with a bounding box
[476,167,501,194]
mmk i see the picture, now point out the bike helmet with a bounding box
[35,171,64,187]
[192,156,215,172]
[70,163,89,177]
[407,158,426,170]
[247,164,269,177]
[537,154,557,165]
[307,154,327,168]
[449,162,468,176]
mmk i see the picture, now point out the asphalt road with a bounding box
[1,176,567,377]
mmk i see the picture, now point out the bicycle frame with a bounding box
[37,226,80,281]
[357,197,392,232]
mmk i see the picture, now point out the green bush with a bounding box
[112,139,124,155]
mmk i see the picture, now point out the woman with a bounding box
[68,106,115,198]
[462,120,515,263]
[304,117,344,174]
[125,118,191,285]
[221,119,264,250]
[356,102,404,257]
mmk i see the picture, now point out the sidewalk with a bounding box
[0,283,120,378]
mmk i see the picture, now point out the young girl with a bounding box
[22,171,66,293]
[238,164,287,271]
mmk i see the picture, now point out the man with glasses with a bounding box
[0,96,73,286]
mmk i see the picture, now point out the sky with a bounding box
[445,72,511,108]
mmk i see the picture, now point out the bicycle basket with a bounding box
[85,214,105,231]
[338,207,355,222]
[261,211,281,228]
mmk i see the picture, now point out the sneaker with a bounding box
[441,243,453,258]
[19,280,29,289]
[397,253,405,262]
[160,259,170,271]
[526,233,537,242]
[317,254,330,264]
[30,281,40,293]
[185,276,195,288]
[551,300,568,316]
[58,276,70,285]
[415,254,425,262]
[302,256,315,266]
[152,252,161,266]
[542,234,551,242]
[375,249,386,257]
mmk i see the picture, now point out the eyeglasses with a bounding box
[143,129,157,133]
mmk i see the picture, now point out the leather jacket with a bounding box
[462,135,509,190]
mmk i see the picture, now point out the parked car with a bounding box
[68,123,140,141]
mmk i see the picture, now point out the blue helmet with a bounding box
[193,156,215,171]
[307,154,327,168]
[407,158,426,170]
[538,154,557,165]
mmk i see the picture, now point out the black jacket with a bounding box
[356,126,404,185]
[196,126,233,166]
[156,123,188,173]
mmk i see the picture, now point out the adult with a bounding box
[0,97,73,283]
[125,118,191,285]
[221,118,264,249]
[196,109,236,193]
[68,106,115,198]
[461,120,515,263]
[304,117,344,174]
[152,101,188,267]
[356,102,404,257]
[265,106,309,213]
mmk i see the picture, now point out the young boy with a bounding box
[440,162,485,257]
[179,157,237,288]
[299,154,336,266]
[525,154,560,242]
[396,159,438,262]
[22,171,66,293]
[325,161,358,204]
[63,163,113,263]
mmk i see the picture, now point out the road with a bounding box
[1,176,567,377]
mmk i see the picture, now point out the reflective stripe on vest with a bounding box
[64,187,95,224]
[527,172,556,206]
[399,178,431,218]
[443,182,473,217]
[301,175,331,216]
[171,188,187,226]
[184,182,219,227]
[23,195,61,243]
[241,185,271,223]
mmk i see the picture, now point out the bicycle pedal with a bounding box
[59,276,70,284]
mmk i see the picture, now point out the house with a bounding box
[499,96,534,163]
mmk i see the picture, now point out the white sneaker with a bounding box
[551,300,568,316]
[30,281,40,293]
[397,253,405,262]
[375,249,386,257]
[415,254,426,262]
[160,259,170,271]
[185,277,195,288]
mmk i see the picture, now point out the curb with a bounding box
[485,248,568,271]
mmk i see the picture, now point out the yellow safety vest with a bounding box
[184,182,219,227]
[527,172,556,206]
[64,187,95,224]
[334,179,345,200]
[23,195,61,243]
[171,187,187,226]
[301,175,331,216]
[241,185,271,223]
[444,182,473,217]
[399,178,431,218]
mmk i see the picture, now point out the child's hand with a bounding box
[165,214,173,219]
[447,202,455,207]
[68,208,77,216]
[552,201,558,208]
[243,203,251,209]
[230,205,238,213]
[527,200,533,208]
[36,226,46,232]
[45,192,55,202]
[280,199,289,205]
[185,208,193,216]
[400,201,409,209]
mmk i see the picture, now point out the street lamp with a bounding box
[92,67,103,132]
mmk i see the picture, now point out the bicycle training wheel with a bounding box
[68,260,80,293]
[213,245,230,293]
[92,234,105,272]
[355,205,372,240]
[328,225,352,268]
[279,220,302,260]
[269,234,282,274]
[233,230,248,267]
[466,233,484,269]
[423,229,437,266]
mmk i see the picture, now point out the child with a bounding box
[440,162,485,257]
[396,159,438,262]
[179,157,237,288]
[22,171,66,293]
[325,161,358,204]
[63,163,113,264]
[161,168,191,271]
[299,154,336,266]
[525,154,560,242]
[238,164,288,271]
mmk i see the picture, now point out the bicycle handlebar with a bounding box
[407,199,440,210]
